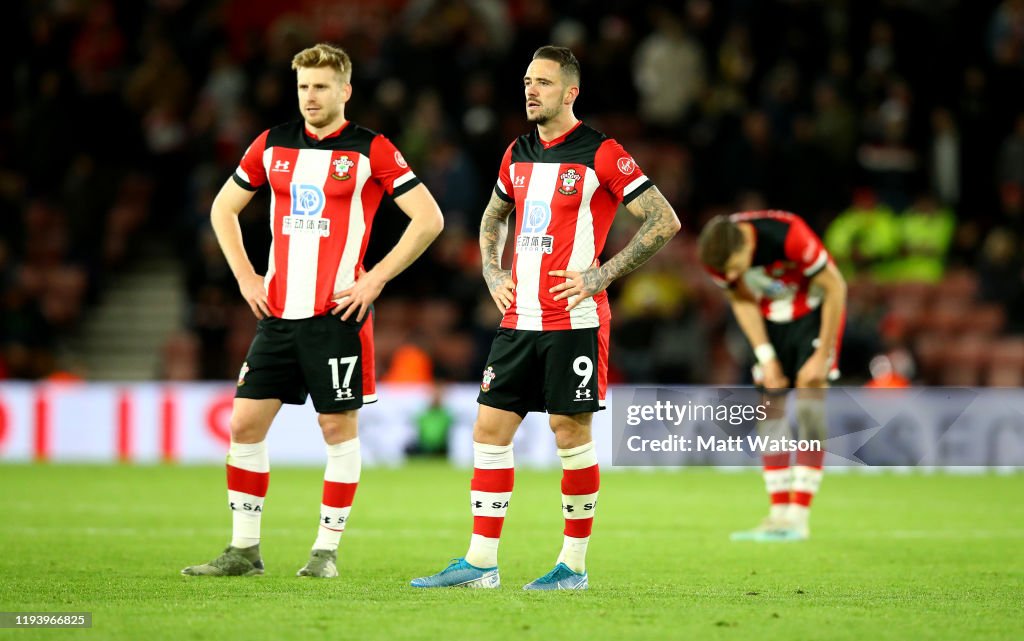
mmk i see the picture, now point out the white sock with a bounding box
[313,438,361,552]
[465,442,514,569]
[556,442,599,574]
[770,503,792,522]
[228,440,269,549]
[789,504,810,529]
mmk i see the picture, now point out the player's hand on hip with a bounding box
[331,266,383,322]
[549,262,609,312]
[238,272,270,319]
[485,269,515,314]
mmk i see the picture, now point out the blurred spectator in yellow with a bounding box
[825,189,900,280]
[888,194,956,283]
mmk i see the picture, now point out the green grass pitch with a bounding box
[1,463,1021,640]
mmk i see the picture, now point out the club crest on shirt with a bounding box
[331,155,354,180]
[481,366,496,392]
[558,168,581,195]
[237,362,249,387]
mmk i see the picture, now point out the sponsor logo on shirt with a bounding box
[272,160,291,173]
[283,184,330,237]
[516,200,554,254]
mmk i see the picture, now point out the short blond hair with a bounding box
[291,43,352,83]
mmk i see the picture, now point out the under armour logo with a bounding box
[563,504,574,513]
[336,388,354,400]
[273,160,291,172]
[575,389,592,400]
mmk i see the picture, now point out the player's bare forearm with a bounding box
[332,185,443,322]
[478,192,515,313]
[729,294,771,350]
[591,187,680,291]
[210,179,258,281]
[479,192,515,289]
[210,178,266,317]
[811,263,847,356]
[371,184,444,283]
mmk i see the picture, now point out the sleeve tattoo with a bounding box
[587,187,680,292]
[479,192,515,290]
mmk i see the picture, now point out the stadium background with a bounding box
[2,0,1023,389]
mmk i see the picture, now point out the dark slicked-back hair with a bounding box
[532,45,581,86]
[698,215,745,272]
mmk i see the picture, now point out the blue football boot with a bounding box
[410,558,500,588]
[523,562,588,590]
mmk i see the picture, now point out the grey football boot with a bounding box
[296,549,338,578]
[181,545,264,576]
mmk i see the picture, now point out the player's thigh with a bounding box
[235,317,308,405]
[476,328,544,416]
[297,314,373,413]
[540,328,603,415]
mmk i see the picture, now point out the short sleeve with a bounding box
[493,142,515,203]
[369,135,421,198]
[784,216,830,277]
[232,130,270,191]
[594,139,653,205]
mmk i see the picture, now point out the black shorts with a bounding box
[235,312,376,413]
[763,308,841,382]
[476,327,608,416]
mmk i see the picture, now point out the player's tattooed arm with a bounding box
[480,192,516,313]
[550,186,681,311]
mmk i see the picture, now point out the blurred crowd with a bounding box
[2,0,1024,386]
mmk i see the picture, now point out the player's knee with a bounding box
[318,411,357,444]
[472,420,512,446]
[794,394,827,441]
[548,415,590,448]
[229,414,265,443]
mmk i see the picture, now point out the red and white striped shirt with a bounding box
[233,120,420,319]
[705,210,831,322]
[493,122,653,331]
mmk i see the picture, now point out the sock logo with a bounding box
[472,500,509,509]
[230,501,263,513]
